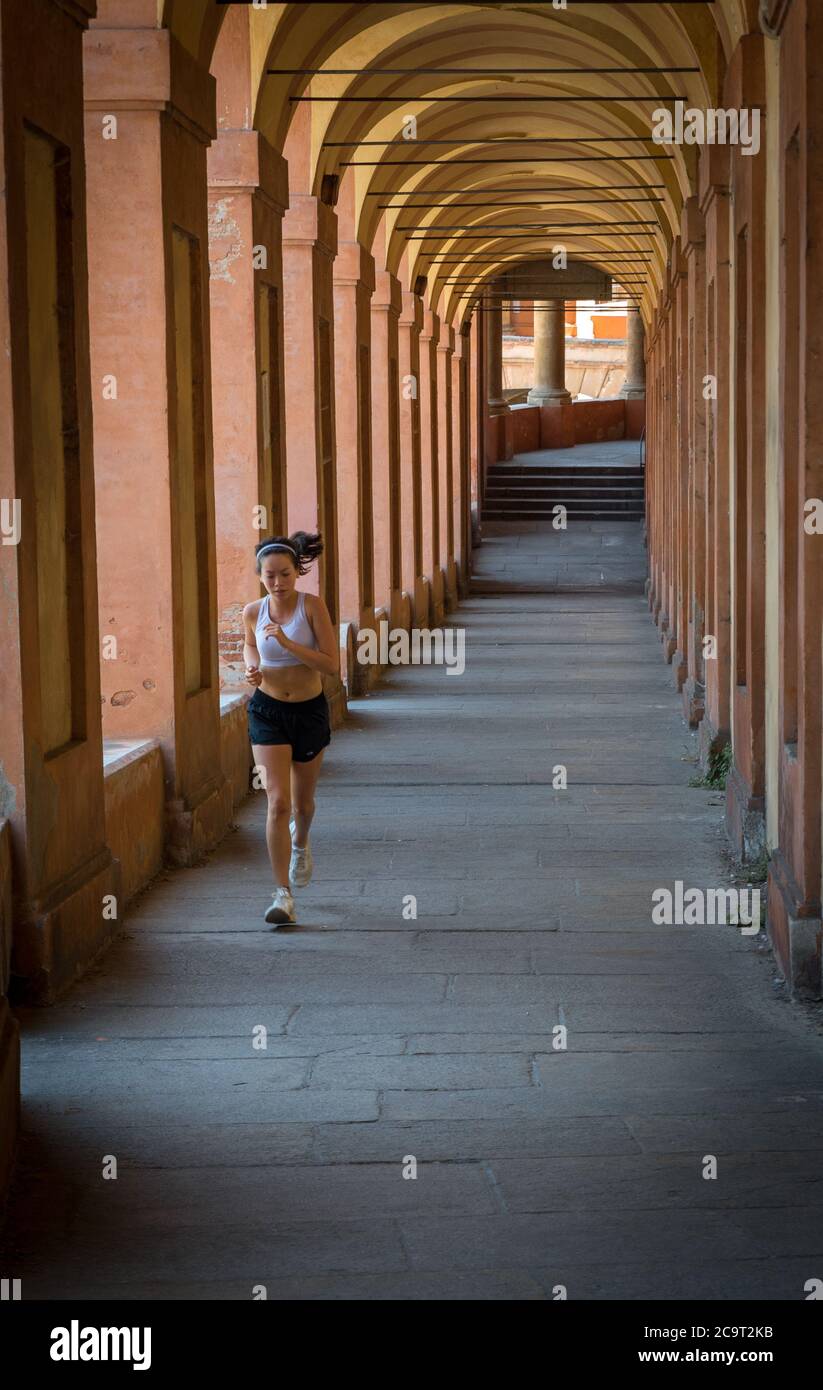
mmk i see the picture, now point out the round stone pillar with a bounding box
[485,292,510,415]
[527,300,571,405]
[620,306,647,398]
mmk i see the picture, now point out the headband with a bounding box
[257,542,298,560]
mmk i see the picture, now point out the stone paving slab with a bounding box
[4,487,823,1300]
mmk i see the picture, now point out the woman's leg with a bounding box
[291,751,325,848]
[252,743,293,886]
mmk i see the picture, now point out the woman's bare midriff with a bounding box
[259,666,323,702]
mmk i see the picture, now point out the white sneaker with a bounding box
[265,886,295,926]
[289,837,313,889]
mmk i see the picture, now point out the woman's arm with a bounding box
[242,603,263,686]
[264,593,339,677]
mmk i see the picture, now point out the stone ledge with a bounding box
[103,736,159,778]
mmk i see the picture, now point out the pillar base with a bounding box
[430,566,446,625]
[165,775,234,870]
[350,609,381,695]
[725,764,767,865]
[395,590,413,633]
[325,672,348,730]
[445,558,459,612]
[767,850,822,998]
[670,648,688,691]
[528,387,572,406]
[619,386,647,401]
[0,1000,20,1207]
[697,712,730,776]
[487,398,511,416]
[413,575,431,628]
[11,849,121,1005]
[681,676,705,729]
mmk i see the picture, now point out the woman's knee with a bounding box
[266,789,291,818]
[292,794,315,820]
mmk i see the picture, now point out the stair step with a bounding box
[482,510,644,522]
[481,505,650,517]
[485,486,645,498]
[487,467,644,479]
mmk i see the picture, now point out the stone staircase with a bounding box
[482,458,645,522]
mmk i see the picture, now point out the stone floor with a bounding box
[3,496,823,1300]
[505,439,644,471]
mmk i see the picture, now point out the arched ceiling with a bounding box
[194,3,758,328]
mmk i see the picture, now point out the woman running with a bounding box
[243,532,339,925]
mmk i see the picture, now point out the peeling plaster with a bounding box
[0,762,16,821]
[208,197,244,284]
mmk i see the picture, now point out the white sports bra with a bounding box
[255,591,317,668]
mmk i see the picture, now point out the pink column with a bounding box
[0,0,116,1026]
[281,193,347,722]
[208,131,289,688]
[398,289,428,624]
[437,323,457,610]
[452,326,471,597]
[84,19,232,865]
[470,314,483,544]
[371,269,404,628]
[333,239,376,692]
[420,308,445,623]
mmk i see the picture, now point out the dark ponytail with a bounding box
[289,531,324,571]
[255,531,323,576]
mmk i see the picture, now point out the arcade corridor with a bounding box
[4,516,823,1300]
[3,0,823,1309]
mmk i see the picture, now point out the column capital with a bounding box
[333,240,376,294]
[207,129,289,215]
[698,143,731,215]
[759,0,793,35]
[421,308,440,345]
[681,196,705,257]
[437,323,456,355]
[371,269,402,316]
[400,290,423,331]
[669,236,688,291]
[282,194,337,260]
[83,27,216,144]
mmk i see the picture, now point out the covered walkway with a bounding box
[4,515,823,1300]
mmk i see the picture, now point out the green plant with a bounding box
[688,741,732,790]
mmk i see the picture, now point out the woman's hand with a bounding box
[244,664,263,688]
[264,622,293,649]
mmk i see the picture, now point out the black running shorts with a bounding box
[247,689,331,762]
